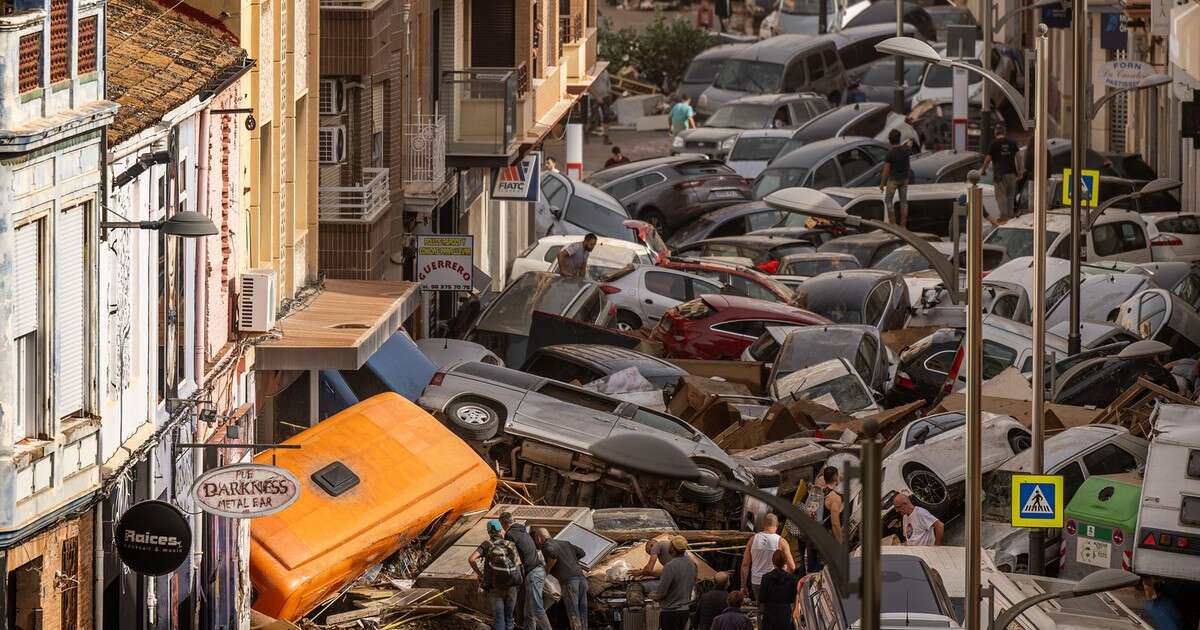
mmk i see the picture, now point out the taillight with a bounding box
[1066,519,1077,536]
[756,259,780,274]
[1113,528,1124,545]
[942,347,965,394]
[674,180,703,191]
[896,372,915,390]
[1151,234,1184,247]
[600,284,621,294]
[429,372,446,387]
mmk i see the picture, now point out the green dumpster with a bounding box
[1061,472,1142,579]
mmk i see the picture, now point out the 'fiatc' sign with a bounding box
[416,235,475,292]
[190,463,301,518]
[491,152,541,201]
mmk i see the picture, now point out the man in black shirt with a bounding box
[535,528,589,630]
[982,124,1021,220]
[880,130,912,228]
[500,512,552,630]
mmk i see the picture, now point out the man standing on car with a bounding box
[500,512,552,630]
[893,493,944,546]
[981,124,1021,221]
[556,233,597,278]
[468,520,524,630]
[535,527,589,630]
[652,536,698,630]
[880,130,912,228]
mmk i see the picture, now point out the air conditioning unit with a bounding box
[238,268,277,332]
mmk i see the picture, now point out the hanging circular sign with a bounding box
[189,463,301,518]
[115,500,192,576]
[1097,60,1155,89]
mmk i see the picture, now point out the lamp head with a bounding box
[1138,73,1171,89]
[589,434,702,481]
[764,188,849,222]
[161,211,219,237]
[967,170,981,185]
[874,37,945,65]
[1138,177,1182,195]
[1071,569,1140,597]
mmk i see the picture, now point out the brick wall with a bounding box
[3,511,94,630]
[320,11,371,76]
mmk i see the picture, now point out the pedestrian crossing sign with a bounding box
[1062,168,1101,208]
[1011,474,1064,528]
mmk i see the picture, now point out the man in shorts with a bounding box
[880,130,912,227]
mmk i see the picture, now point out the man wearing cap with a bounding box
[500,512,552,630]
[468,520,522,630]
[651,536,698,630]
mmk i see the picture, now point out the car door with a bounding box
[538,173,572,235]
[789,101,817,128]
[810,158,842,189]
[514,380,622,450]
[639,269,692,324]
[837,147,877,188]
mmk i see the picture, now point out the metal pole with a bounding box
[982,1,995,151]
[894,0,906,114]
[965,171,984,630]
[860,420,882,630]
[1068,0,1088,356]
[1029,23,1050,577]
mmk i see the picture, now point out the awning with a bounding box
[255,280,421,371]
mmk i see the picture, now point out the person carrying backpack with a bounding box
[469,520,524,630]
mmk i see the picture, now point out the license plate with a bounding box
[710,190,743,200]
[1077,536,1112,568]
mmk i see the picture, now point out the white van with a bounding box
[1132,403,1200,581]
[984,208,1153,264]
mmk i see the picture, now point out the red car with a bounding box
[651,294,831,360]
[657,257,802,307]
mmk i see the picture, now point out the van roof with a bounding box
[1001,425,1134,472]
[736,33,834,63]
[1150,403,1200,444]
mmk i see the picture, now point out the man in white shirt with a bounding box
[739,513,794,601]
[893,493,943,547]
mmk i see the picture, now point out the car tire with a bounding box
[680,465,726,504]
[1008,430,1032,454]
[615,310,643,332]
[640,209,667,233]
[903,465,949,514]
[444,398,502,441]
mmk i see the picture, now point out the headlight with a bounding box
[672,135,685,149]
[720,136,738,151]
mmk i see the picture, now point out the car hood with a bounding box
[680,127,744,143]
[698,86,749,116]
[778,11,819,34]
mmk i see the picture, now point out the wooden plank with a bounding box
[598,529,753,545]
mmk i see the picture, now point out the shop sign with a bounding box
[115,500,192,575]
[490,151,541,201]
[190,463,301,518]
[416,235,475,291]
[1097,60,1154,89]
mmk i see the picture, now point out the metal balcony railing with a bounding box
[404,114,447,191]
[441,68,518,158]
[319,167,390,222]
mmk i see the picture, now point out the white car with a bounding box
[984,208,1153,264]
[509,235,655,283]
[600,265,725,331]
[723,129,792,179]
[881,411,1030,518]
[1142,212,1200,262]
[771,358,882,418]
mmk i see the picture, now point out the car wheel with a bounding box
[445,398,502,441]
[903,465,949,513]
[1008,430,1032,453]
[640,209,667,233]
[680,465,726,504]
[615,310,643,332]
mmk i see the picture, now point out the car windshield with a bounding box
[714,60,784,93]
[752,167,809,199]
[774,333,862,379]
[925,59,984,88]
[749,269,800,302]
[785,372,875,413]
[985,227,1061,260]
[707,104,774,129]
[583,245,640,281]
[841,560,947,626]
[782,0,834,14]
[669,216,720,246]
[684,57,727,84]
[875,249,932,274]
[476,275,587,335]
[809,293,865,324]
[782,257,859,276]
[566,194,634,240]
[731,136,791,161]
[863,60,925,86]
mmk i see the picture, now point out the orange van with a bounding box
[250,392,497,621]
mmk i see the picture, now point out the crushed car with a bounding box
[651,294,831,360]
[799,269,911,331]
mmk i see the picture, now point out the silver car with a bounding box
[602,265,728,331]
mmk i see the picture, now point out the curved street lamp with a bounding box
[101,210,220,238]
[1089,73,1171,119]
[990,569,1140,630]
[874,37,1033,130]
[1084,177,1182,228]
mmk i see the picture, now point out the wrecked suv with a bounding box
[418,361,759,529]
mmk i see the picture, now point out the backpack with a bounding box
[483,539,523,589]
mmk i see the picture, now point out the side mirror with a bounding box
[550,207,563,219]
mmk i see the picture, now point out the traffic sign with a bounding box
[1011,474,1064,528]
[1062,168,1101,208]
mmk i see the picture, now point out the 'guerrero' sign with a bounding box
[190,463,301,518]
[1097,60,1154,89]
[115,500,192,575]
[416,235,474,291]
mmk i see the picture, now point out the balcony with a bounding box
[442,67,521,166]
[404,114,447,197]
[318,167,389,223]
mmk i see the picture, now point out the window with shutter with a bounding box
[14,222,42,440]
[78,16,97,74]
[19,32,41,93]
[56,205,87,418]
[50,0,70,83]
[470,0,515,67]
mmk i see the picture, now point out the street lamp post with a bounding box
[1029,23,1050,578]
[990,569,1140,629]
[964,170,984,630]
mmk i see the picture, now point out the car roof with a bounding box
[911,149,983,170]
[830,23,919,47]
[734,128,797,141]
[735,34,827,63]
[690,201,774,222]
[530,344,684,375]
[694,234,814,247]
[779,251,859,263]
[792,103,890,140]
[692,42,751,61]
[729,92,824,106]
[699,293,821,318]
[803,269,893,292]
[1002,425,1135,471]
[823,182,987,201]
[771,136,886,167]
[588,153,715,183]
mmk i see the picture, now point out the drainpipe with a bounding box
[94,502,104,629]
[195,108,210,382]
